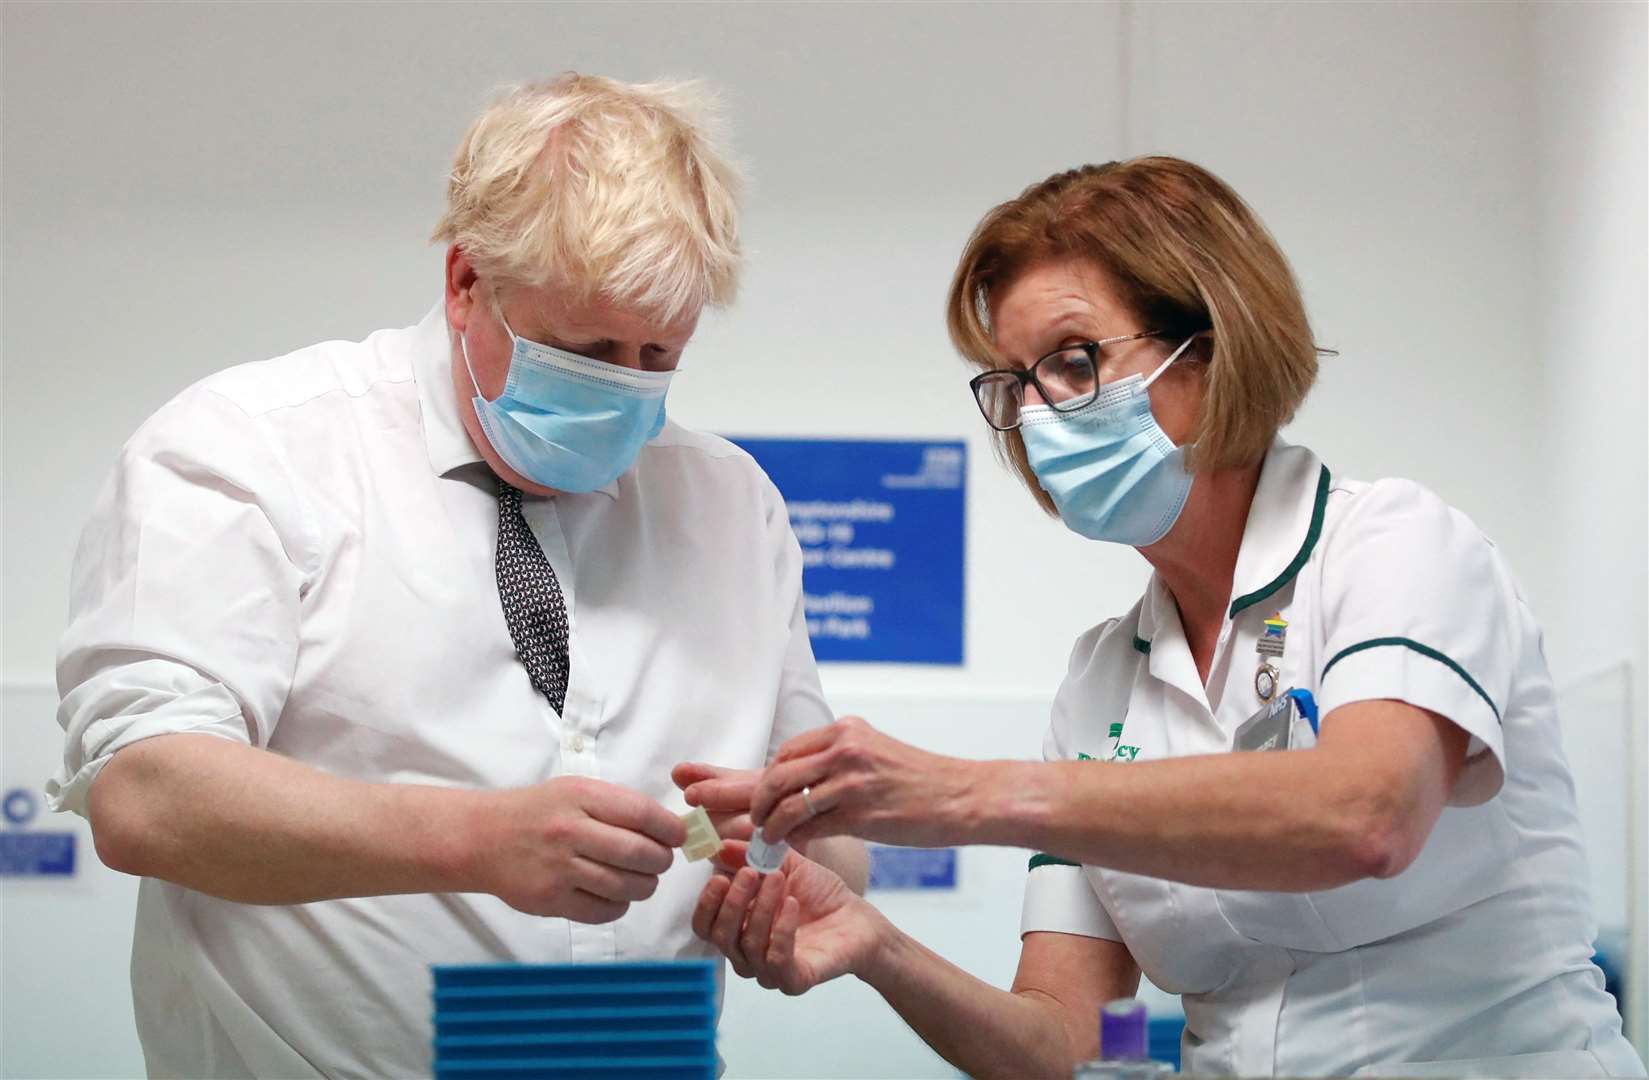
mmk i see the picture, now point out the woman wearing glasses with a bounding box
[682,157,1643,1078]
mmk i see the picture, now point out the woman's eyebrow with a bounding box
[1030,314,1098,353]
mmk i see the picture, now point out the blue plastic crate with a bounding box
[431,961,717,1080]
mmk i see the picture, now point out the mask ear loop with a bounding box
[1141,335,1199,391]
[459,330,487,402]
[458,299,520,403]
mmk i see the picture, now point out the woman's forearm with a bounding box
[969,752,1379,890]
[763,703,1459,892]
[858,923,1081,1080]
[962,700,1463,891]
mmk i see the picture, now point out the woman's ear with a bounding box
[1188,330,1216,365]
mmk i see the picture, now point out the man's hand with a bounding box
[691,841,889,995]
[472,776,687,923]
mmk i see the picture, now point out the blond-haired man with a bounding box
[50,74,864,1078]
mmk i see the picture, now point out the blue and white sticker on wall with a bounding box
[1,786,76,877]
[867,845,958,891]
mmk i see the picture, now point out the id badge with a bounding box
[1234,688,1320,751]
[1234,693,1296,752]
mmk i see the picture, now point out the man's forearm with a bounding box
[858,923,1078,1080]
[89,733,484,904]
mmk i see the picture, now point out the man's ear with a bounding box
[444,245,481,333]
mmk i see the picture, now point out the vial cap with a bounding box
[746,834,789,873]
[1100,998,1148,1061]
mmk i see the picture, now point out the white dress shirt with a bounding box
[1021,442,1644,1078]
[49,304,834,1078]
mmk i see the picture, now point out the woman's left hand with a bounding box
[746,716,977,847]
[691,842,888,995]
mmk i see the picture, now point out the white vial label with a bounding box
[746,834,789,873]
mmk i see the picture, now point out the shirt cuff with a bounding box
[1021,859,1122,942]
[1318,638,1506,806]
[48,711,250,817]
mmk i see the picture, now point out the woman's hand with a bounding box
[749,717,978,847]
[673,762,758,838]
[691,841,890,995]
[673,761,811,872]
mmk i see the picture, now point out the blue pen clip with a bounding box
[1287,688,1320,736]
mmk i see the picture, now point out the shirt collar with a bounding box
[1224,439,1331,620]
[1133,439,1330,649]
[410,302,619,499]
[1137,576,1194,687]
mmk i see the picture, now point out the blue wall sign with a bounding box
[0,832,77,877]
[1,786,77,877]
[730,438,965,664]
[867,845,958,891]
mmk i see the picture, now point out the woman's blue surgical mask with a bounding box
[1019,336,1197,547]
[460,310,674,493]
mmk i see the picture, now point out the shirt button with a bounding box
[567,733,587,753]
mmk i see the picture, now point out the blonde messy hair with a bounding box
[947,157,1322,515]
[432,73,743,322]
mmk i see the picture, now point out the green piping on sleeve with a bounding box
[1028,853,1080,871]
[1321,636,1502,724]
[1230,464,1331,618]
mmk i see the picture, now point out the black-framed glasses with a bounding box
[969,330,1160,431]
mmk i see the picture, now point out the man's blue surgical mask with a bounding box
[460,309,674,493]
[1018,336,1197,547]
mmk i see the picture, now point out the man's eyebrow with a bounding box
[523,324,604,351]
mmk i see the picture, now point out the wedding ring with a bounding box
[801,785,819,818]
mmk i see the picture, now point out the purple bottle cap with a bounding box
[1100,998,1148,1061]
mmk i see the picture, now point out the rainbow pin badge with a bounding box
[1257,614,1288,658]
[1254,613,1288,702]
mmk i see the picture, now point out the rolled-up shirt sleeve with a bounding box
[49,384,314,816]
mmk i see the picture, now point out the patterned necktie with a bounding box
[495,482,571,715]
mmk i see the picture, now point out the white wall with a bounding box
[1531,0,1649,1047]
[2,1,1644,1075]
[2,686,144,1079]
[0,0,1133,701]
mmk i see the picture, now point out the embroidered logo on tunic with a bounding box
[1085,721,1141,764]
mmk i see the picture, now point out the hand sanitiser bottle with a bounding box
[1073,999,1175,1078]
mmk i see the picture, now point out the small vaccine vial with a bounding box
[745,833,789,873]
[1072,998,1175,1078]
[678,807,721,862]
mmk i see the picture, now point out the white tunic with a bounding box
[49,305,833,1078]
[1021,441,1644,1078]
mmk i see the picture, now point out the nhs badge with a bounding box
[1234,694,1295,753]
